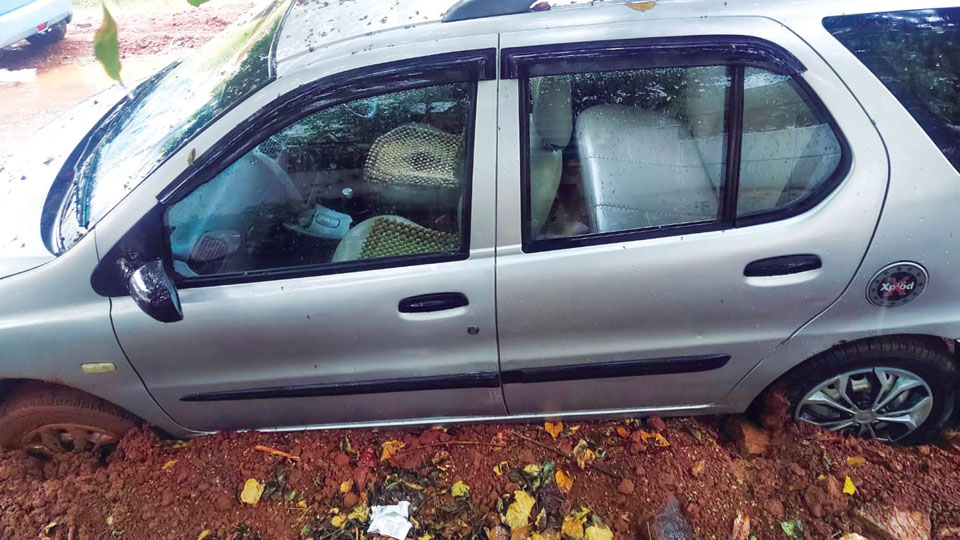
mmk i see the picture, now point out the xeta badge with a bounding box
[866,262,928,307]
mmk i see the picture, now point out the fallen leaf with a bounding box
[545,422,563,439]
[494,461,510,476]
[43,521,58,534]
[419,534,434,540]
[691,460,706,477]
[625,0,656,11]
[616,426,630,438]
[838,535,868,540]
[198,531,212,540]
[504,491,536,529]
[380,440,404,461]
[106,516,114,526]
[255,444,301,462]
[843,476,856,495]
[562,513,586,539]
[846,456,866,467]
[187,148,197,166]
[555,469,574,493]
[731,512,750,540]
[348,502,369,521]
[637,430,670,447]
[94,5,122,82]
[780,520,803,538]
[523,464,541,475]
[573,440,595,469]
[340,480,353,494]
[511,524,534,540]
[332,514,346,528]
[240,479,265,505]
[585,524,612,540]
[297,500,308,509]
[161,459,178,470]
[452,480,470,497]
[186,0,211,6]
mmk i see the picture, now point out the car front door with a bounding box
[104,47,504,432]
[495,17,888,415]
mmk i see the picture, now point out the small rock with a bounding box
[333,452,351,467]
[690,460,706,478]
[727,418,770,456]
[641,495,694,540]
[214,494,232,512]
[855,504,931,540]
[804,485,824,518]
[645,415,666,432]
[618,478,635,495]
[937,526,960,539]
[822,474,848,514]
[488,525,509,540]
[343,492,359,509]
[767,499,785,518]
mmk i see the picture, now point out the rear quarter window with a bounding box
[824,9,960,173]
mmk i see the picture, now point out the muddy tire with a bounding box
[26,21,67,46]
[780,336,957,444]
[0,382,136,455]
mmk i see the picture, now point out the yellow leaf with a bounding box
[161,459,178,470]
[504,491,536,529]
[452,480,470,497]
[523,464,541,475]
[43,521,58,534]
[240,479,265,505]
[625,1,656,11]
[585,524,613,540]
[380,440,405,461]
[555,469,574,493]
[340,480,353,494]
[198,531,212,540]
[637,430,670,447]
[838,535,869,540]
[573,440,595,469]
[544,422,563,439]
[616,426,630,438]
[494,461,510,476]
[419,535,434,540]
[562,514,586,539]
[332,514,346,528]
[297,500,308,508]
[843,476,856,495]
[348,502,370,522]
[846,456,867,467]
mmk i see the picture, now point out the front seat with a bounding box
[331,215,460,263]
[528,76,573,236]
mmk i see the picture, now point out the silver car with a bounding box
[1,0,958,456]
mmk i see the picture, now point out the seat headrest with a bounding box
[531,76,573,150]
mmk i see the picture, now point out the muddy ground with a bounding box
[0,1,251,151]
[1,410,960,540]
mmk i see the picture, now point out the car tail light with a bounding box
[36,22,47,31]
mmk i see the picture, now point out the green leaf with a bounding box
[94,4,122,82]
[780,520,804,539]
[186,0,211,6]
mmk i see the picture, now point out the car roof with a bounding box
[273,0,960,75]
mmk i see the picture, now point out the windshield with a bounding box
[52,0,290,253]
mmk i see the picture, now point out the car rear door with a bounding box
[495,15,888,415]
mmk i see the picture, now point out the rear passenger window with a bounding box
[522,61,843,247]
[825,9,960,173]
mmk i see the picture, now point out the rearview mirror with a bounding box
[126,259,183,323]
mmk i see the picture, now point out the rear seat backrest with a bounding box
[528,77,573,235]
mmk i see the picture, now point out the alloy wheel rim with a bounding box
[794,367,933,441]
[21,423,117,457]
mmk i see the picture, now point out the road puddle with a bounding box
[0,55,173,151]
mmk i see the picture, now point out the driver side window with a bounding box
[165,82,475,278]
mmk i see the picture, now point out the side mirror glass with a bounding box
[126,259,183,323]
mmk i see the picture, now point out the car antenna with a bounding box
[443,0,538,22]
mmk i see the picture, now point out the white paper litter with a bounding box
[367,501,412,540]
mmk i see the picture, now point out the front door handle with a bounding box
[399,292,469,313]
[744,254,822,277]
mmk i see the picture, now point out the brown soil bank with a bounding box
[1,416,958,540]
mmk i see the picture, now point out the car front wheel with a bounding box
[783,337,957,444]
[0,382,136,457]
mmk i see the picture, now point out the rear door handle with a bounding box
[744,254,822,277]
[399,292,469,313]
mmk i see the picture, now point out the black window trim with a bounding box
[506,35,852,254]
[91,49,495,297]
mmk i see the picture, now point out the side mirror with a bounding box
[126,259,183,323]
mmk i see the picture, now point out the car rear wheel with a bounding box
[0,383,136,457]
[26,21,67,46]
[782,337,957,444]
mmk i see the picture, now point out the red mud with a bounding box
[0,416,958,540]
